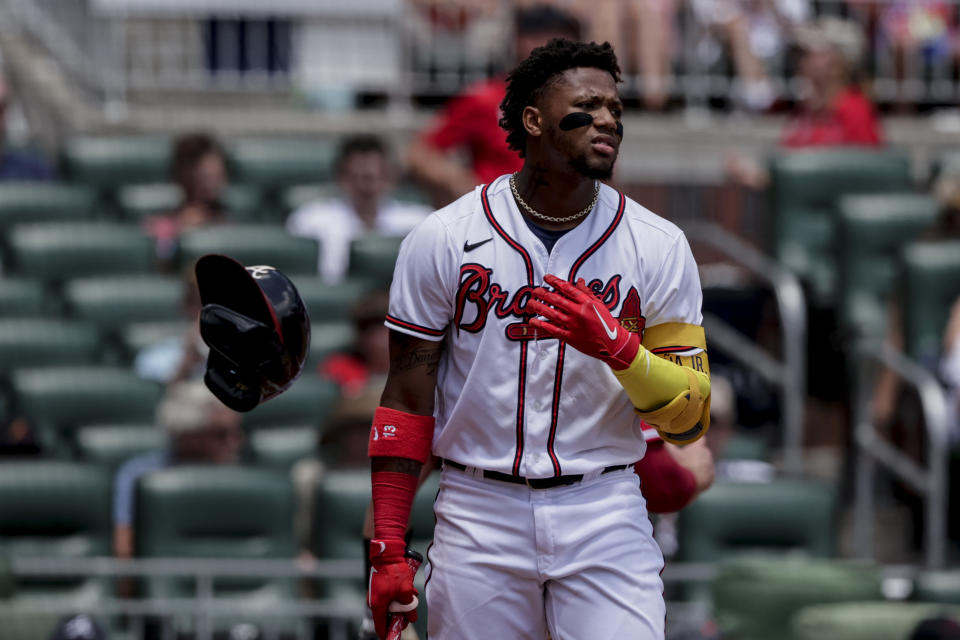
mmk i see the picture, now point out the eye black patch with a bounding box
[559,112,594,130]
[558,112,625,140]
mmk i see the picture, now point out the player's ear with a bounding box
[522,106,543,138]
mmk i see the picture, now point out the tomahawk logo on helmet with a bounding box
[195,254,311,412]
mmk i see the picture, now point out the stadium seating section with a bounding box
[5,135,960,636]
[769,149,913,303]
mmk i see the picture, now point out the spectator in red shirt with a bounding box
[406,4,581,207]
[727,17,883,189]
[781,16,882,148]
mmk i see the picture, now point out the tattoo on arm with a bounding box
[393,348,442,375]
[390,332,443,376]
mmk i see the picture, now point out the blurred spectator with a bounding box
[0,73,54,181]
[286,135,430,283]
[693,0,811,112]
[113,381,243,559]
[134,268,207,384]
[319,290,392,466]
[0,415,41,456]
[406,4,581,206]
[726,16,882,189]
[144,132,231,265]
[527,0,680,110]
[911,616,960,640]
[879,0,955,111]
[320,290,391,398]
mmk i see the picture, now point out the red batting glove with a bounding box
[528,274,640,370]
[368,538,419,640]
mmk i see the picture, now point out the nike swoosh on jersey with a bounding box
[594,305,618,340]
[463,238,493,252]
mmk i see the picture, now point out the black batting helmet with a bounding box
[195,254,310,412]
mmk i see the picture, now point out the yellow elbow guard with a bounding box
[635,368,711,445]
[617,322,711,444]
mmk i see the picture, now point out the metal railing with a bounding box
[4,0,960,111]
[852,343,950,568]
[10,555,365,640]
[683,221,808,475]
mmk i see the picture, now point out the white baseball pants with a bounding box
[424,466,665,639]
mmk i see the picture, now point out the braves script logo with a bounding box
[454,264,644,341]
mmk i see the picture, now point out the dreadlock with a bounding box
[499,38,621,157]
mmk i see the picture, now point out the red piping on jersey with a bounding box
[545,190,627,476]
[385,314,446,337]
[481,182,533,477]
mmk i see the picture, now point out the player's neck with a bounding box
[512,163,597,231]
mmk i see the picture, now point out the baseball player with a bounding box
[367,38,711,640]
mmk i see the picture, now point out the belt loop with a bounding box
[582,468,604,483]
[470,465,484,480]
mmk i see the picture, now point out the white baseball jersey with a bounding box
[385,174,703,478]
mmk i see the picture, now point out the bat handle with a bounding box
[385,549,424,640]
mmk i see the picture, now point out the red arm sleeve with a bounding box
[634,440,699,513]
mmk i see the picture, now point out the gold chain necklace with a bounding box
[509,173,599,224]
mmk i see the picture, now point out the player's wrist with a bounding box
[369,538,408,564]
[604,332,641,370]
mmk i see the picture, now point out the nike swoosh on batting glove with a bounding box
[368,538,419,640]
[528,274,640,370]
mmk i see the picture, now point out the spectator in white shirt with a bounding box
[285,135,431,283]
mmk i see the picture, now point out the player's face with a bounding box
[540,67,622,180]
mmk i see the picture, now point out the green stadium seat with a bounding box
[312,469,369,602]
[0,461,112,602]
[228,138,337,193]
[677,479,838,563]
[837,194,939,341]
[134,465,298,627]
[12,366,163,434]
[712,557,884,640]
[719,432,768,461]
[900,241,960,361]
[242,375,340,429]
[306,322,356,370]
[0,182,98,228]
[914,570,960,603]
[791,602,960,640]
[75,423,165,470]
[348,234,405,287]
[61,136,172,193]
[769,149,913,302]
[0,278,52,317]
[0,319,102,373]
[5,223,154,281]
[115,183,262,222]
[295,276,377,324]
[249,426,318,469]
[178,224,319,276]
[64,275,183,330]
